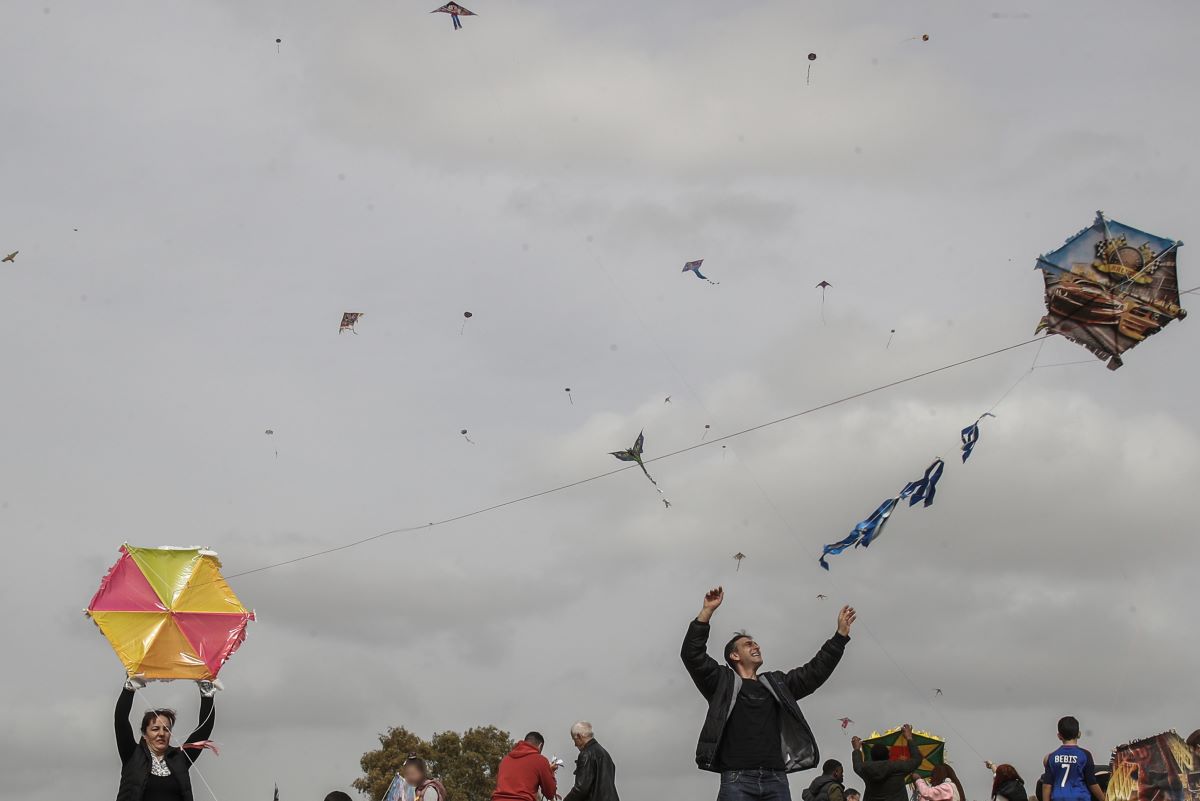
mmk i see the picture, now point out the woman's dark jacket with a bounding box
[115,688,215,801]
[994,779,1027,801]
[681,618,849,773]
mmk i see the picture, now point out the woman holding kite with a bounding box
[114,677,221,801]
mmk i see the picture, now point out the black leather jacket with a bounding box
[115,688,214,801]
[681,618,849,773]
[562,739,620,801]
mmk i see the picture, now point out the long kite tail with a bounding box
[639,462,663,493]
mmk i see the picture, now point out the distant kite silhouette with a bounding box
[2,251,17,263]
[682,260,718,285]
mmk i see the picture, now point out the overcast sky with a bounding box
[2,2,1198,800]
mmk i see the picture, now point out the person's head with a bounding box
[724,631,763,675]
[992,764,1023,796]
[846,790,861,801]
[139,708,176,754]
[1057,716,1081,742]
[324,793,353,801]
[1187,730,1200,750]
[870,744,890,762]
[933,765,966,798]
[823,759,844,782]
[524,731,545,752]
[402,756,429,786]
[570,721,594,751]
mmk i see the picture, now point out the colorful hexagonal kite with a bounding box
[863,726,946,779]
[86,544,254,680]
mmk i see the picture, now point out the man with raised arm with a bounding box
[682,586,856,801]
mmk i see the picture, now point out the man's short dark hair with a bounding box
[724,631,751,667]
[823,759,843,775]
[870,744,890,761]
[325,793,353,801]
[524,731,545,748]
[1058,716,1080,740]
[846,790,861,799]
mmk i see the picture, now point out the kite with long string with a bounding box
[1035,211,1187,369]
[683,259,719,284]
[339,312,363,334]
[87,544,254,679]
[610,430,669,502]
[819,459,944,570]
[816,281,832,323]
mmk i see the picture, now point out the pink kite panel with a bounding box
[87,548,165,613]
[174,612,253,676]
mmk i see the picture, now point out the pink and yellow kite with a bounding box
[86,545,254,680]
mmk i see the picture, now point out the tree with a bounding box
[354,725,514,801]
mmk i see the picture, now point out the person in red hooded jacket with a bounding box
[494,732,559,801]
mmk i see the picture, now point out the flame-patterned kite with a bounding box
[86,545,254,680]
[432,3,475,30]
[863,726,946,780]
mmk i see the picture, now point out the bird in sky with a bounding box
[2,251,17,263]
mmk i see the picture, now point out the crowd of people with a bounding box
[111,586,1196,801]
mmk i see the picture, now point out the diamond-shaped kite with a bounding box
[86,544,254,680]
[863,726,946,780]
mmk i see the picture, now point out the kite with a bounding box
[899,459,944,508]
[807,53,818,84]
[2,251,17,263]
[663,499,672,509]
[461,311,473,335]
[733,552,746,571]
[86,544,254,680]
[960,413,994,462]
[933,688,943,696]
[840,718,854,730]
[275,38,281,52]
[683,260,718,285]
[1108,731,1200,801]
[565,387,573,405]
[701,424,711,441]
[610,430,668,501]
[816,594,828,600]
[819,459,943,570]
[460,429,474,444]
[863,727,946,779]
[903,34,931,42]
[664,396,672,404]
[432,3,475,30]
[339,312,363,334]
[816,281,832,323]
[1035,212,1187,370]
[264,429,273,435]
[886,329,896,348]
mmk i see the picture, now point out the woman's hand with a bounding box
[197,679,224,697]
[124,676,147,692]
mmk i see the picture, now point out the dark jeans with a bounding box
[717,769,792,801]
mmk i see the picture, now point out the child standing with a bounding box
[1041,717,1106,801]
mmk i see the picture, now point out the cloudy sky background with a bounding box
[2,1,1198,799]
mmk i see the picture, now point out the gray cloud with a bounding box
[2,2,1198,801]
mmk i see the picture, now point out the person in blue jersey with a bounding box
[1040,717,1106,801]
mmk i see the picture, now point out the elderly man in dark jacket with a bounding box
[562,721,619,801]
[682,586,856,801]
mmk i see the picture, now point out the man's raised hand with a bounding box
[852,736,863,751]
[837,605,857,637]
[697,586,724,623]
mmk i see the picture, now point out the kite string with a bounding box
[224,335,1045,580]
